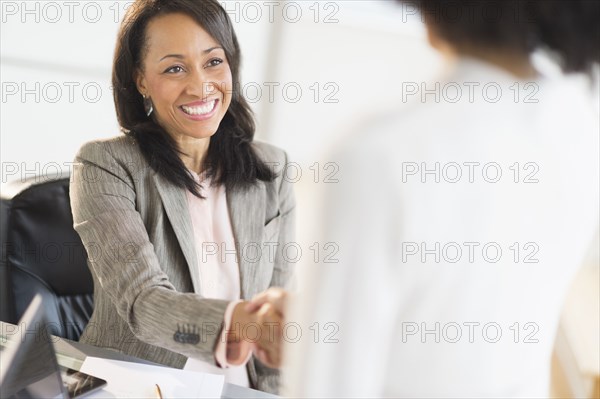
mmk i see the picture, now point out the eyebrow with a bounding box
[159,47,223,62]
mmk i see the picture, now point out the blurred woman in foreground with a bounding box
[280,1,599,397]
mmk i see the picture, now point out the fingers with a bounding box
[245,287,288,314]
[226,341,240,363]
[226,340,252,366]
[244,292,268,313]
[250,302,284,368]
[233,288,288,369]
[226,300,284,368]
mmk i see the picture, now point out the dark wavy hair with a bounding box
[404,0,600,75]
[112,0,275,198]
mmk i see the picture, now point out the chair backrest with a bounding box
[0,175,93,340]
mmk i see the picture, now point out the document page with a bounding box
[80,357,224,398]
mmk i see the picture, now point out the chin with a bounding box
[187,128,219,139]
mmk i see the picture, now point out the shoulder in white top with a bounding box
[286,57,599,398]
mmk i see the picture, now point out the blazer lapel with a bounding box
[152,172,201,294]
[227,182,266,300]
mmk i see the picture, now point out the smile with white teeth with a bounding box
[181,100,216,115]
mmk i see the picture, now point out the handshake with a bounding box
[226,288,288,368]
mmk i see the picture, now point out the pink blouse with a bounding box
[183,170,251,387]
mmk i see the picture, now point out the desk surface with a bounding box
[0,321,278,399]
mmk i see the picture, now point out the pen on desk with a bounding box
[155,383,163,399]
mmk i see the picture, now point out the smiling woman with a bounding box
[68,0,295,395]
[113,0,275,196]
[136,13,233,141]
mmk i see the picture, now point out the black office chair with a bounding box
[0,173,94,340]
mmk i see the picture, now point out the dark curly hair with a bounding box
[404,0,600,75]
[112,0,275,198]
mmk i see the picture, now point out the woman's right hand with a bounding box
[225,302,255,365]
[245,287,288,315]
[229,297,285,368]
[248,288,289,368]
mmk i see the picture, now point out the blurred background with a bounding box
[1,1,598,397]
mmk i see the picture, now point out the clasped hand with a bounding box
[226,288,288,368]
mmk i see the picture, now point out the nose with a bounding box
[185,69,217,99]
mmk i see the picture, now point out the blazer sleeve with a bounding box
[69,140,228,363]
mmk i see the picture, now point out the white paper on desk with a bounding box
[80,356,224,398]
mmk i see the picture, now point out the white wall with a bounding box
[1,1,119,190]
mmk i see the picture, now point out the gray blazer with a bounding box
[69,134,295,394]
